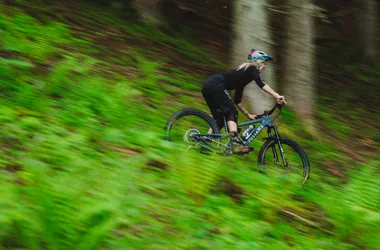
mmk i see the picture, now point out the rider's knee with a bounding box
[227,110,238,123]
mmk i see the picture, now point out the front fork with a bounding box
[268,126,287,167]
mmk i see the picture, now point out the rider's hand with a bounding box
[277,96,287,105]
[247,113,257,120]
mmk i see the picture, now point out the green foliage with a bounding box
[318,107,353,139]
[122,24,226,69]
[173,150,221,199]
[317,161,380,249]
[0,160,131,250]
[1,2,379,249]
[1,10,70,61]
[346,162,380,212]
[161,67,203,91]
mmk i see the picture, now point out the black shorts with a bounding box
[202,74,238,129]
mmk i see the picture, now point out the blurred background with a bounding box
[1,0,379,249]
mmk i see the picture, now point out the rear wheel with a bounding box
[165,108,220,150]
[258,137,310,183]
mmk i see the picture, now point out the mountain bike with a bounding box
[164,103,310,183]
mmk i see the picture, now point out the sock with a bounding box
[230,131,241,144]
[230,131,238,137]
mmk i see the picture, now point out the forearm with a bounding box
[262,85,281,99]
[237,103,249,116]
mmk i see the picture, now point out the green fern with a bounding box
[1,9,70,60]
[318,161,380,248]
[346,161,380,212]
[175,151,221,199]
[0,160,136,249]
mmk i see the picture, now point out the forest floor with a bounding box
[1,0,380,249]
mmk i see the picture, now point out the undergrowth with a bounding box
[0,1,379,249]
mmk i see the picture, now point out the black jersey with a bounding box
[222,65,266,104]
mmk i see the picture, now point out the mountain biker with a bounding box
[202,49,286,153]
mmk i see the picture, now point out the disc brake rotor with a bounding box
[183,129,200,144]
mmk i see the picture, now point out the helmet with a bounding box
[248,49,273,62]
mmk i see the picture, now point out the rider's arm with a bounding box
[234,88,250,118]
[237,103,257,120]
[251,67,266,88]
[262,85,281,99]
[234,87,243,105]
[235,87,256,119]
[237,103,249,117]
[251,67,282,99]
[262,85,286,104]
[252,67,285,104]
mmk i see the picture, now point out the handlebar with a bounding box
[256,103,284,118]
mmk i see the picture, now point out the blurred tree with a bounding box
[231,0,275,114]
[357,0,379,60]
[93,0,132,8]
[283,0,317,135]
[134,0,165,25]
[92,0,165,25]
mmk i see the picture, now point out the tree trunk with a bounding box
[283,0,317,134]
[357,0,378,60]
[134,0,164,25]
[231,0,275,115]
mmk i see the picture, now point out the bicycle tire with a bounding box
[165,108,220,142]
[257,137,310,183]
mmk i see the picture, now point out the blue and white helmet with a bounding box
[248,49,273,62]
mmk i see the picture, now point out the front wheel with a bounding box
[258,137,310,183]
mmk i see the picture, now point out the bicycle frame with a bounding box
[192,104,284,155]
[192,115,274,151]
[239,116,286,164]
[238,117,273,145]
[167,103,309,182]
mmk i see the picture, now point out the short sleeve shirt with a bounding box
[222,65,266,104]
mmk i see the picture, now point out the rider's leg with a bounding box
[226,111,253,153]
[227,120,237,134]
[208,118,223,134]
[225,108,239,136]
[202,77,221,135]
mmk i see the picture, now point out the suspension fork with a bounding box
[268,126,287,166]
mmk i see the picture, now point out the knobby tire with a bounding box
[164,108,220,141]
[258,137,310,183]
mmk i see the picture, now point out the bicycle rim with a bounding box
[258,138,310,184]
[165,109,219,151]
